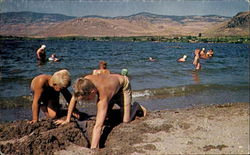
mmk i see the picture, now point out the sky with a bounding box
[0,0,249,17]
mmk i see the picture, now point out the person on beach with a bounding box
[55,73,147,149]
[29,69,78,124]
[92,61,111,75]
[36,45,46,62]
[177,55,187,62]
[193,49,201,70]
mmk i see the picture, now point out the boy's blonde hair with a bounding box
[51,69,71,88]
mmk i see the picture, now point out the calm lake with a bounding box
[0,40,249,121]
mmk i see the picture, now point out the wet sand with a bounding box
[0,102,249,155]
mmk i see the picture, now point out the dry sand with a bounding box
[1,102,249,155]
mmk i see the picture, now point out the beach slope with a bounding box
[0,102,249,154]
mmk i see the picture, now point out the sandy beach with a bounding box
[0,102,249,155]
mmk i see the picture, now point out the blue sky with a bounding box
[0,0,249,17]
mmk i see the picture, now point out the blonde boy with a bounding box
[29,69,74,123]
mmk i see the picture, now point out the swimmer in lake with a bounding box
[200,48,214,59]
[206,49,214,57]
[148,57,156,62]
[121,68,129,76]
[177,55,187,62]
[48,54,60,62]
[92,61,111,75]
[200,48,208,59]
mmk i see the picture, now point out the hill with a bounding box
[204,11,250,37]
[0,11,247,38]
[0,12,75,37]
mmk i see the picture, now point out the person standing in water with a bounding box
[193,49,201,70]
[36,45,46,62]
[92,61,111,75]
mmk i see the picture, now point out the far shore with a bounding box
[1,35,249,44]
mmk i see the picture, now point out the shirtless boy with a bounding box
[55,74,146,149]
[30,69,75,124]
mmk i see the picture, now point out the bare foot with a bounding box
[139,105,147,117]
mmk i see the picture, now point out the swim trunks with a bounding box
[31,87,60,108]
[109,76,131,109]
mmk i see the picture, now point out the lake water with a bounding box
[0,40,249,122]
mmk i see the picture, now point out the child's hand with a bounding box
[28,120,38,124]
[54,119,69,125]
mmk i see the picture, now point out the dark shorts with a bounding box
[31,90,60,109]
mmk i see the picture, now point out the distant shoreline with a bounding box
[1,35,249,44]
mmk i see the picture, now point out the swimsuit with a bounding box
[122,76,132,107]
[37,50,46,62]
[109,76,132,115]
[31,86,60,108]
